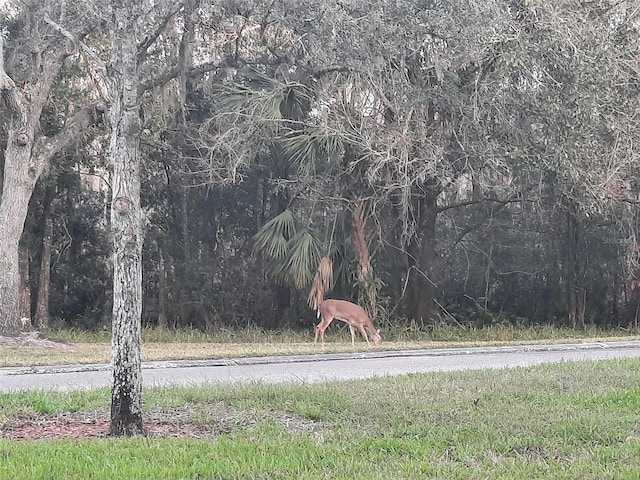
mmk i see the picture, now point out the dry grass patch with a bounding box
[0,333,391,367]
[0,345,110,368]
[1,327,638,368]
[141,341,386,361]
[1,340,393,367]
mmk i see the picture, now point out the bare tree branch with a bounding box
[138,59,230,95]
[137,1,186,63]
[0,35,27,126]
[447,197,522,250]
[42,13,105,69]
[436,195,523,214]
[311,65,352,79]
[617,197,640,205]
[33,104,103,165]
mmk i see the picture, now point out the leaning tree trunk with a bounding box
[351,200,377,318]
[108,0,145,437]
[0,120,40,334]
[0,28,94,334]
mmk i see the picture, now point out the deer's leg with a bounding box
[357,325,370,345]
[349,325,356,346]
[314,316,333,345]
[321,317,333,344]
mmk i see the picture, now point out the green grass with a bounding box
[386,321,637,343]
[43,326,315,344]
[3,359,640,479]
[45,323,636,344]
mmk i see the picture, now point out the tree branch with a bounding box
[0,35,28,127]
[312,65,352,79]
[436,195,523,214]
[43,13,105,69]
[138,58,230,95]
[138,52,287,95]
[33,104,104,166]
[445,195,528,250]
[137,2,186,63]
[618,197,640,205]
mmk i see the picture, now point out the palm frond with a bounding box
[213,71,313,123]
[280,84,313,121]
[280,133,320,166]
[276,228,322,290]
[241,68,276,89]
[253,209,296,260]
[281,128,344,170]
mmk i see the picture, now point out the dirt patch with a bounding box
[0,332,74,349]
[2,411,215,440]
[1,407,322,440]
[4,417,211,440]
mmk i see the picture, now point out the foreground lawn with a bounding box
[2,359,640,479]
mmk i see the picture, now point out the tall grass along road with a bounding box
[2,341,640,393]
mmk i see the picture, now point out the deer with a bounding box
[314,299,382,346]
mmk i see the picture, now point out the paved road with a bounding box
[2,341,640,392]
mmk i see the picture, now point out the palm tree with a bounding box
[211,68,384,318]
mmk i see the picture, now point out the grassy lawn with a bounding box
[2,359,640,479]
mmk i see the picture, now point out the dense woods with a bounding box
[2,0,640,334]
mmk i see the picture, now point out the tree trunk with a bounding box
[18,243,31,327]
[271,190,292,317]
[157,243,168,329]
[404,181,440,324]
[109,0,144,437]
[351,200,377,318]
[0,125,40,334]
[0,27,93,334]
[566,200,585,329]
[0,154,4,198]
[35,211,54,329]
[0,30,38,334]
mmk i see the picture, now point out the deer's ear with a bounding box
[376,329,380,334]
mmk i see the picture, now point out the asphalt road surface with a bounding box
[2,341,640,393]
